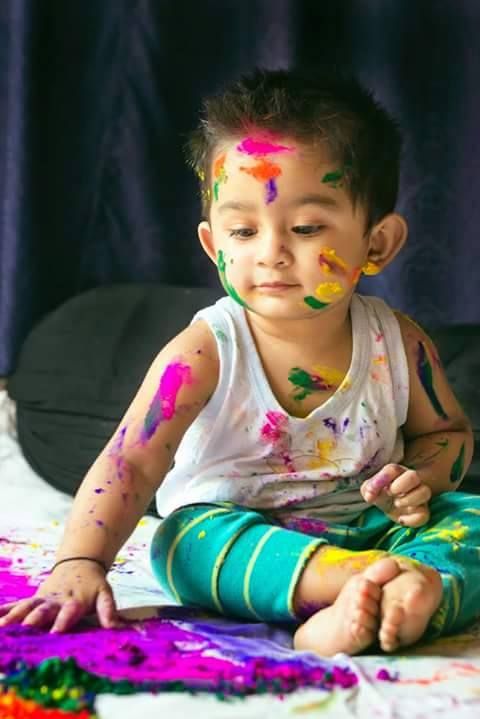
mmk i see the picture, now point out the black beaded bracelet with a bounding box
[51,556,108,573]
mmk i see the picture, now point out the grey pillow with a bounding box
[428,326,480,492]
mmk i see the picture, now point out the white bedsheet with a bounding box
[1,389,480,718]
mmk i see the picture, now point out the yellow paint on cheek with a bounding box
[318,247,350,274]
[314,281,344,303]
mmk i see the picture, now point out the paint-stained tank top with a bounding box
[155,294,410,527]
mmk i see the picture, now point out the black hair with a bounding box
[185,66,403,228]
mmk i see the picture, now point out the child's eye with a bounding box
[292,225,326,235]
[229,228,256,239]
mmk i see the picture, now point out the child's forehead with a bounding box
[211,134,336,170]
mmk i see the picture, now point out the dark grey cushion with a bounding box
[428,326,480,493]
[8,284,220,509]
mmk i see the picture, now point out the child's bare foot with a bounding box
[378,560,443,652]
[294,557,400,656]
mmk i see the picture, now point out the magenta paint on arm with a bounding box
[140,361,193,444]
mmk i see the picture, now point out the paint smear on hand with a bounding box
[416,341,449,420]
[140,362,193,443]
[217,249,251,309]
[450,442,466,483]
[366,471,395,494]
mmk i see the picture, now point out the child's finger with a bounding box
[0,597,45,625]
[22,601,60,628]
[362,464,404,500]
[96,587,122,629]
[394,484,432,508]
[389,469,422,496]
[398,505,430,527]
[50,599,86,634]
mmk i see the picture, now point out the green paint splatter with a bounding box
[217,250,251,309]
[304,295,329,310]
[214,327,228,342]
[288,367,336,402]
[289,368,313,401]
[404,439,449,470]
[417,341,449,420]
[321,169,344,188]
[450,442,466,483]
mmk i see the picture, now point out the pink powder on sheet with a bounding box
[0,617,358,692]
[0,557,38,604]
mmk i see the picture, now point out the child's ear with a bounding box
[365,213,408,271]
[198,221,217,264]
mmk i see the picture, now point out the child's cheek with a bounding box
[216,249,251,310]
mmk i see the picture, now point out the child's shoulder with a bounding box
[390,309,470,435]
[149,318,220,398]
[392,309,433,350]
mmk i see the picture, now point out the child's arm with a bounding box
[0,319,219,631]
[395,311,474,493]
[361,312,474,526]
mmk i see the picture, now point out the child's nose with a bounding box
[256,236,292,267]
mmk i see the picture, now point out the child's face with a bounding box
[198,135,372,319]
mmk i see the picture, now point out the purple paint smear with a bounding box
[0,613,358,693]
[140,362,193,444]
[265,177,278,203]
[0,559,358,693]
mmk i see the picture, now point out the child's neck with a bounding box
[245,297,353,353]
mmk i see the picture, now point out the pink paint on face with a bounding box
[140,362,193,444]
[236,137,295,155]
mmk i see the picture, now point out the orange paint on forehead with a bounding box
[239,157,282,182]
[213,152,227,178]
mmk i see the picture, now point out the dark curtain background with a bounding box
[1,0,480,376]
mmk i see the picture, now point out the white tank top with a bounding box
[155,294,410,526]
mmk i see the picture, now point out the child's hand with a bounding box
[360,463,432,527]
[0,559,123,633]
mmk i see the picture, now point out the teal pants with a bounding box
[150,492,480,639]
